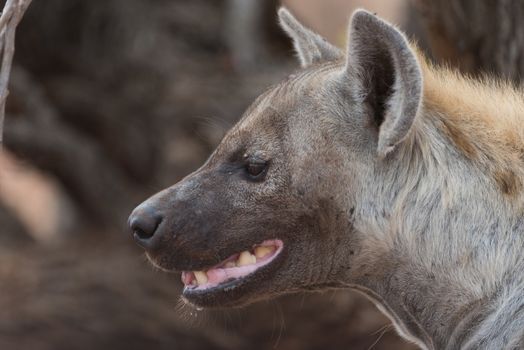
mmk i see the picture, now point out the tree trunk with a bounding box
[413,0,524,82]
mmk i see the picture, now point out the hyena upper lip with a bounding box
[181,239,283,293]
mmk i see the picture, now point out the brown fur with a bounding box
[415,48,524,196]
[438,117,478,160]
[494,169,521,196]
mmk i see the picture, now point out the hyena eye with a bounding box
[245,160,268,180]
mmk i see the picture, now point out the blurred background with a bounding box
[1,0,522,349]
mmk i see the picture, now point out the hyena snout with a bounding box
[128,173,221,265]
[128,201,164,251]
[128,182,187,252]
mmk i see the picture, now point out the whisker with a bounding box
[273,299,286,349]
[367,324,392,350]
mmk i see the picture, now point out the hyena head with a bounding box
[129,8,422,308]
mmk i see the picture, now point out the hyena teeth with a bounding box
[237,251,256,266]
[254,246,274,259]
[224,261,236,268]
[194,271,208,285]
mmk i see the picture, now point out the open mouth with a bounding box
[181,239,283,292]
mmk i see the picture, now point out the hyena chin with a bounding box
[129,7,524,349]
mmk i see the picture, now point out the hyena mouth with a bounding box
[181,239,283,293]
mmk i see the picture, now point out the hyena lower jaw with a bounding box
[180,239,283,292]
[129,7,524,350]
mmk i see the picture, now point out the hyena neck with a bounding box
[350,258,524,349]
[344,69,524,347]
[348,172,524,348]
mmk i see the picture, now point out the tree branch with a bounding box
[0,0,32,144]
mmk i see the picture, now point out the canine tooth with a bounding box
[194,271,208,285]
[225,261,236,268]
[254,246,274,259]
[237,251,256,266]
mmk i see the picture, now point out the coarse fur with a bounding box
[129,8,524,349]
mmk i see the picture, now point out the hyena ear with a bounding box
[345,10,422,157]
[278,7,343,67]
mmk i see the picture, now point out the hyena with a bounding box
[129,8,524,349]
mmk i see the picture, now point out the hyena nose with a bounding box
[128,204,163,250]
